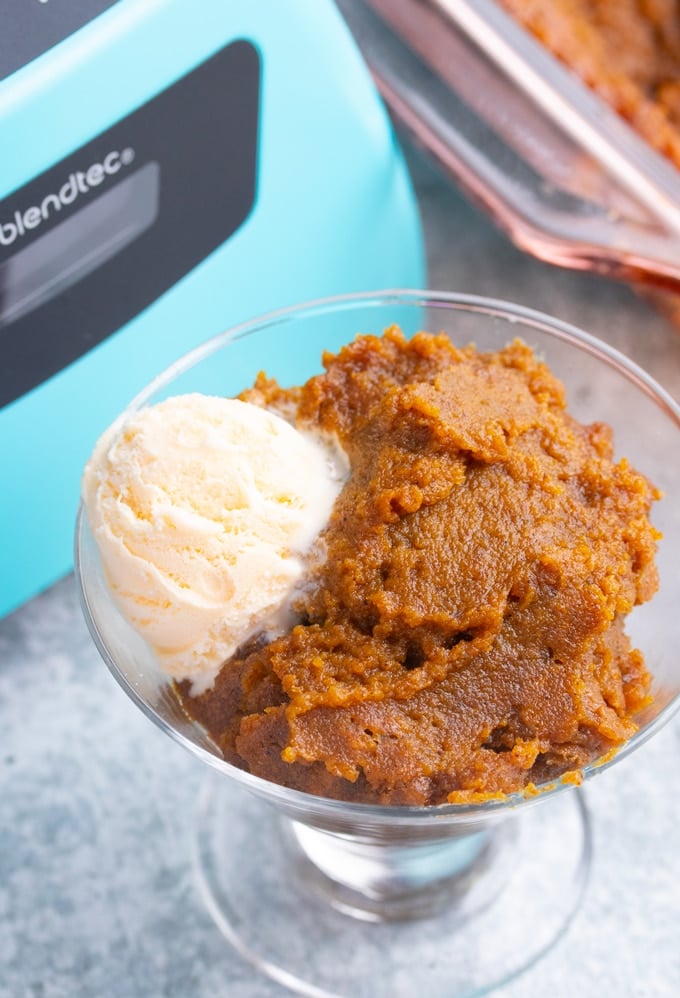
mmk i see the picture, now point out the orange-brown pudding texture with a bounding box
[178,328,660,805]
[499,0,680,169]
[498,0,680,327]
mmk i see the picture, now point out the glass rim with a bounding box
[74,288,680,823]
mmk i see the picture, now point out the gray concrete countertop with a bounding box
[2,146,679,998]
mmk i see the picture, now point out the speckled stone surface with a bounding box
[2,145,680,998]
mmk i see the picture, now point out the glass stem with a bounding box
[284,818,511,922]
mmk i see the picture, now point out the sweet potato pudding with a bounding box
[499,0,680,325]
[179,328,660,805]
[499,0,680,168]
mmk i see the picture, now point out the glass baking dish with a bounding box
[338,0,680,294]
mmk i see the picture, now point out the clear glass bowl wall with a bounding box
[76,290,680,843]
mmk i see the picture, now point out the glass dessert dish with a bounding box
[75,291,680,997]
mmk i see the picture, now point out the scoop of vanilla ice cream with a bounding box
[82,393,346,694]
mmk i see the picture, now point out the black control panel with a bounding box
[0,39,260,409]
[0,0,122,82]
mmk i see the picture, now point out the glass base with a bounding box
[193,777,591,997]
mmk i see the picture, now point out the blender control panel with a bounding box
[0,39,260,409]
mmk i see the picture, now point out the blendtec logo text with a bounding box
[0,148,135,247]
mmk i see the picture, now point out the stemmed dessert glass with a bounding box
[75,291,680,997]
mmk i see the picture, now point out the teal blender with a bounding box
[0,0,424,616]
